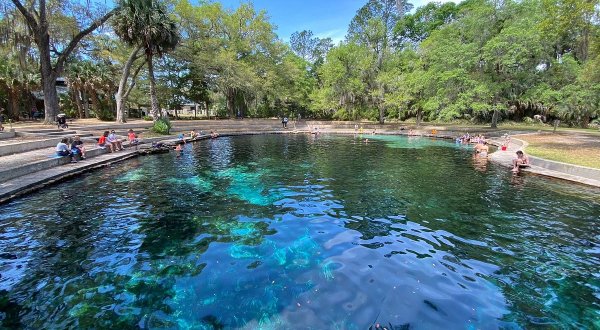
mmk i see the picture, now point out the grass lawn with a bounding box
[518,133,600,169]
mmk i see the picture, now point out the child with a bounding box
[98,131,115,153]
[71,135,86,159]
[128,129,139,146]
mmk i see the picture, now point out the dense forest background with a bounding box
[1,0,599,127]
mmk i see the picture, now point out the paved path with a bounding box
[489,137,600,188]
[0,149,138,204]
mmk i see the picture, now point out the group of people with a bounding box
[464,132,529,172]
[457,133,486,144]
[178,129,218,142]
[98,130,125,152]
[98,129,139,152]
[55,136,86,163]
[55,130,138,162]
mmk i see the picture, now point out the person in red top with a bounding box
[98,131,114,153]
[127,129,139,146]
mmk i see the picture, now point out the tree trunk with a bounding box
[116,47,142,123]
[416,109,422,127]
[38,26,59,124]
[226,87,236,118]
[90,90,101,118]
[83,91,90,118]
[147,52,160,121]
[491,109,499,128]
[41,70,59,123]
[581,115,590,129]
[378,104,385,124]
[73,88,84,119]
[8,88,20,120]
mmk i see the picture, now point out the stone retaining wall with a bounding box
[0,138,62,157]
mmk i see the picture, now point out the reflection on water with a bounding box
[1,134,599,329]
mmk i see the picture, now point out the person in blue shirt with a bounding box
[56,138,76,163]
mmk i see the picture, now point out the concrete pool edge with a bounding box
[1,130,598,205]
[487,137,600,188]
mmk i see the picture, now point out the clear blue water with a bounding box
[1,134,599,329]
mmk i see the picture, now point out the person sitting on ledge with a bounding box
[512,150,530,173]
[210,130,219,138]
[127,129,139,146]
[71,135,86,160]
[98,131,115,153]
[108,130,124,151]
[190,129,199,139]
[56,138,76,163]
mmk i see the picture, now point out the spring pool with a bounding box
[1,134,599,329]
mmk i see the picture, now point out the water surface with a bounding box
[1,134,599,329]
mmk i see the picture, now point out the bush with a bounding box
[523,117,535,124]
[143,115,153,121]
[151,117,172,135]
[97,109,115,121]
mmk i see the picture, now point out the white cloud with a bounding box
[315,28,347,44]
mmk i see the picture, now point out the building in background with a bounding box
[165,103,215,118]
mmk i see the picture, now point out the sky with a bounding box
[217,0,456,43]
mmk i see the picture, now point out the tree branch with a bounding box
[54,8,117,75]
[10,0,38,33]
[124,59,147,99]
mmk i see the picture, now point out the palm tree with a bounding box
[112,0,179,121]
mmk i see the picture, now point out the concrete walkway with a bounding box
[0,149,138,204]
[489,137,600,188]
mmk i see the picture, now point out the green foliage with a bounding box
[151,117,172,134]
[394,2,459,45]
[113,0,179,120]
[4,0,600,127]
[143,116,153,121]
[112,0,179,57]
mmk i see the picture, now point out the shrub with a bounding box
[151,117,172,135]
[97,109,115,121]
[523,117,535,124]
[143,115,153,121]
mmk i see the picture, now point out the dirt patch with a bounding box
[518,133,600,169]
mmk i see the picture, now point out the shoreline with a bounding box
[1,130,599,205]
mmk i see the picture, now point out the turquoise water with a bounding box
[1,134,599,329]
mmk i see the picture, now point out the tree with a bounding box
[9,0,115,123]
[115,46,146,123]
[394,2,459,46]
[290,30,319,62]
[312,42,373,120]
[346,0,413,123]
[112,0,179,121]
